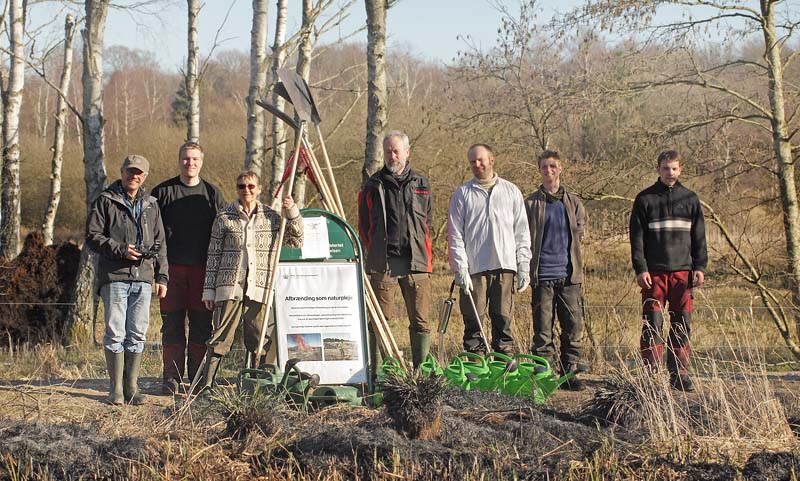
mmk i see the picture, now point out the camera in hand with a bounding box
[135,241,161,260]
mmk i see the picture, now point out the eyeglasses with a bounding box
[237,183,258,190]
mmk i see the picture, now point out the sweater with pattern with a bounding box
[202,200,303,303]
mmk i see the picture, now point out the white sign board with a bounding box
[300,216,331,259]
[274,262,366,384]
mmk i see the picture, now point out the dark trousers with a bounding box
[459,270,515,354]
[160,264,212,381]
[531,279,584,373]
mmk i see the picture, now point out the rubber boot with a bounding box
[410,331,431,369]
[123,351,145,405]
[161,342,184,395]
[667,344,695,392]
[186,342,207,381]
[104,350,124,405]
[641,341,664,370]
[198,353,222,393]
[561,363,586,391]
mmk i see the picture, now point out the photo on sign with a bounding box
[323,333,358,361]
[286,333,323,361]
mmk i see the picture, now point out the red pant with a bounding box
[641,271,692,348]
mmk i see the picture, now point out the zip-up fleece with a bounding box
[525,186,586,286]
[86,180,169,289]
[358,167,433,274]
[630,179,707,274]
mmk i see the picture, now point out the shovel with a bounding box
[437,281,457,361]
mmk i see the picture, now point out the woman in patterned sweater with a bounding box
[196,170,303,390]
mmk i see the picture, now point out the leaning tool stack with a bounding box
[255,68,407,370]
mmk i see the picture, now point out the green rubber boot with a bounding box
[410,331,431,369]
[123,351,145,405]
[104,350,124,405]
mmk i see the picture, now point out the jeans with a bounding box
[101,281,152,353]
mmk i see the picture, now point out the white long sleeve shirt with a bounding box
[447,177,532,276]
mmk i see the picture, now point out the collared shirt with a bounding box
[447,177,532,276]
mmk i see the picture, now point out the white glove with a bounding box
[456,269,473,293]
[517,272,530,293]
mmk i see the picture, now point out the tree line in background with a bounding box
[0,0,797,355]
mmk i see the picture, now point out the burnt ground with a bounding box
[1,372,799,480]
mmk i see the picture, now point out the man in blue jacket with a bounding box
[630,150,707,391]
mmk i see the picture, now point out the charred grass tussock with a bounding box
[379,370,448,440]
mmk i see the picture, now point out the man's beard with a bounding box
[386,161,406,174]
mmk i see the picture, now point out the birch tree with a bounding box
[186,0,200,141]
[268,0,288,199]
[565,0,800,358]
[244,0,269,175]
[362,0,389,181]
[0,0,25,261]
[65,0,110,344]
[42,14,77,246]
[291,0,315,208]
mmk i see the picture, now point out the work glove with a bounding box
[456,269,473,293]
[517,264,530,293]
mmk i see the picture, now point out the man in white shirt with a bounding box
[447,144,532,355]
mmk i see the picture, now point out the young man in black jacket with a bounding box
[152,141,225,395]
[358,130,433,368]
[629,150,707,391]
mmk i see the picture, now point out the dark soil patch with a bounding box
[0,419,149,479]
[0,232,80,344]
[238,388,622,480]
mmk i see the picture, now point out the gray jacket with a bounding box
[525,186,586,286]
[86,180,168,289]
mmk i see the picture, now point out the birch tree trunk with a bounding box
[291,0,315,208]
[186,0,200,141]
[761,3,800,339]
[362,0,387,182]
[0,0,25,261]
[65,0,109,345]
[42,15,77,246]
[268,0,288,199]
[244,0,269,176]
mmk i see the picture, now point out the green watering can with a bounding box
[419,353,444,377]
[444,352,488,390]
[239,363,283,396]
[309,385,362,407]
[503,354,573,403]
[476,352,520,391]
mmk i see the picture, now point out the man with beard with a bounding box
[358,130,433,368]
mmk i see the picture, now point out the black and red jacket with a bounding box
[358,166,433,274]
[630,179,707,275]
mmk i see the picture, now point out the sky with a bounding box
[27,0,584,71]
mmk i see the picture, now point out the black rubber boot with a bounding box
[123,351,145,405]
[104,350,124,405]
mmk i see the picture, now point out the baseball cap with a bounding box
[122,154,149,174]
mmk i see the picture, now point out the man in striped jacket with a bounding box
[629,150,707,391]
